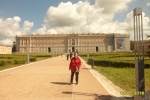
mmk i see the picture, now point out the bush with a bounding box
[14,59,19,64]
[20,59,26,64]
[31,54,51,58]
[30,57,37,62]
[88,60,150,68]
[6,60,14,65]
[147,50,150,58]
[0,60,7,66]
[14,59,26,64]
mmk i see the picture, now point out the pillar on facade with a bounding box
[77,38,79,46]
[67,39,69,46]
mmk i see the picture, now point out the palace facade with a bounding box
[16,33,130,53]
[0,45,12,54]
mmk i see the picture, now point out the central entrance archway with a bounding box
[48,47,51,52]
[96,46,98,52]
[72,47,75,52]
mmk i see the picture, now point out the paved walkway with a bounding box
[0,55,144,100]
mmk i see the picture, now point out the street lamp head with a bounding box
[133,8,142,16]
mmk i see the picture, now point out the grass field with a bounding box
[0,53,52,71]
[80,52,150,92]
[94,66,150,91]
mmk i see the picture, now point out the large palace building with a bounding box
[16,33,130,53]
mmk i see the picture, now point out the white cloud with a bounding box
[115,11,150,40]
[0,16,34,45]
[94,0,131,14]
[44,2,83,28]
[34,1,118,34]
[32,26,46,34]
[47,29,57,34]
[146,2,150,6]
[23,21,34,32]
[33,0,150,40]
[13,16,21,22]
[36,0,133,35]
[0,39,13,45]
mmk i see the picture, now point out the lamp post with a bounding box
[27,51,30,63]
[91,53,94,69]
[27,38,30,63]
[133,8,145,99]
[87,43,89,60]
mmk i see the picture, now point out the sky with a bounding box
[0,0,150,45]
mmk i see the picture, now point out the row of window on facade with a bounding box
[19,46,105,53]
[0,46,12,54]
[19,41,105,47]
[18,37,104,43]
[19,39,104,43]
[19,43,105,47]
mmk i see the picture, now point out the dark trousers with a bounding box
[67,55,69,60]
[70,72,79,83]
[70,55,72,59]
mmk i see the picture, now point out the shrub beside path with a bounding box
[0,55,135,100]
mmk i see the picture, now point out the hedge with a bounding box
[0,59,26,66]
[0,54,51,67]
[87,59,150,68]
[14,59,26,64]
[0,60,7,66]
[31,55,51,58]
[30,57,37,62]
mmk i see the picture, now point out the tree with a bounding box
[12,42,16,53]
[130,40,134,51]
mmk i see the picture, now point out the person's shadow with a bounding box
[82,68,92,70]
[50,82,69,85]
[62,92,134,100]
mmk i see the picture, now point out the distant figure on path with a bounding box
[67,52,69,60]
[69,52,81,85]
[70,52,73,60]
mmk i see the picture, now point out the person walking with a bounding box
[69,52,81,85]
[70,52,73,60]
[67,52,69,60]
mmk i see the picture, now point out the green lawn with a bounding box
[94,66,150,92]
[80,52,150,92]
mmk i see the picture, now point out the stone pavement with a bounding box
[0,55,143,100]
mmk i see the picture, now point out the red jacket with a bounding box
[69,57,81,72]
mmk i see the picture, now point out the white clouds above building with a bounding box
[34,0,150,41]
[34,0,133,34]
[146,1,150,7]
[94,0,131,14]
[0,16,34,45]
